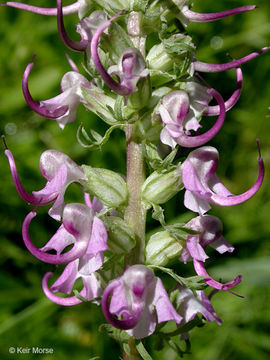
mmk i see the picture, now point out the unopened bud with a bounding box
[81,166,128,208]
[146,230,184,266]
[142,168,183,204]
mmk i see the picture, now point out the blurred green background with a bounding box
[0,0,270,359]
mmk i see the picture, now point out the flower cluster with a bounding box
[3,0,268,356]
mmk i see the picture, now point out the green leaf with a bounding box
[81,86,117,125]
[103,22,134,63]
[135,341,153,360]
[162,34,195,55]
[164,223,198,242]
[77,123,125,150]
[152,203,166,227]
[73,290,101,303]
[99,324,130,343]
[133,0,149,12]
[148,265,207,290]
[143,142,178,171]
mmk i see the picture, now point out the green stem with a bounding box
[124,124,146,264]
[123,338,143,360]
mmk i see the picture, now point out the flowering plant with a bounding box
[1,0,269,358]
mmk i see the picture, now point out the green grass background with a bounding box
[0,0,270,359]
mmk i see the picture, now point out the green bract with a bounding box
[103,216,136,254]
[146,230,184,266]
[81,166,128,208]
[142,168,183,204]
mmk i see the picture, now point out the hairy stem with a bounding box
[127,11,146,57]
[124,124,146,264]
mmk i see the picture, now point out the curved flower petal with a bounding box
[153,278,183,324]
[22,204,93,264]
[56,0,88,51]
[170,87,226,147]
[205,68,243,116]
[193,259,242,291]
[40,224,74,255]
[51,260,78,294]
[176,286,221,324]
[102,279,142,330]
[22,56,68,119]
[42,272,83,306]
[4,149,58,205]
[5,1,80,15]
[182,145,264,211]
[91,10,135,96]
[182,5,257,23]
[194,47,270,72]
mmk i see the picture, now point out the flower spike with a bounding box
[22,204,93,264]
[194,47,270,72]
[22,55,68,119]
[56,0,88,52]
[42,272,83,306]
[4,1,80,16]
[91,10,137,96]
[204,67,243,116]
[182,5,257,23]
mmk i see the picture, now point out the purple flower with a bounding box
[22,203,95,265]
[23,56,91,128]
[5,149,86,220]
[193,47,270,73]
[91,11,149,96]
[180,4,257,25]
[42,210,108,305]
[181,215,241,291]
[182,145,264,214]
[3,0,81,16]
[175,285,221,325]
[181,215,234,264]
[159,86,225,148]
[108,48,149,94]
[204,67,243,116]
[101,265,182,339]
[56,0,107,52]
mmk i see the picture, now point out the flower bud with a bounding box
[146,34,194,86]
[146,230,184,266]
[142,167,183,204]
[81,166,128,208]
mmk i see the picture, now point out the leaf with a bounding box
[148,265,207,290]
[73,290,101,303]
[143,142,178,171]
[135,341,153,360]
[99,324,130,343]
[77,123,125,150]
[152,203,166,227]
